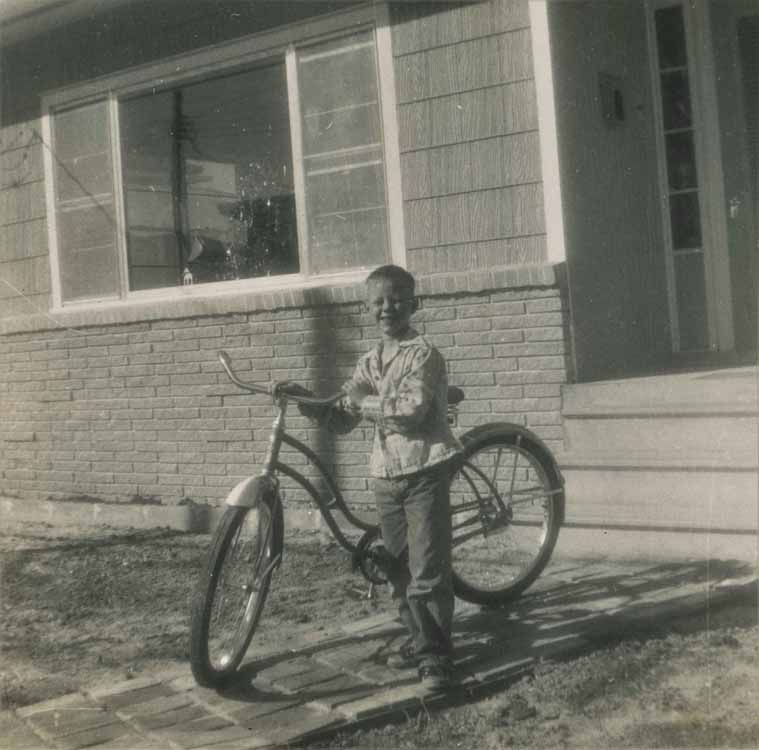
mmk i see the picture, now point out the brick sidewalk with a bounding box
[5,559,756,749]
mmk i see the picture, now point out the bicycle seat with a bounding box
[448,386,465,405]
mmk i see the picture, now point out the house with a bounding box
[1,0,756,560]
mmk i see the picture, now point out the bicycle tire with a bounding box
[189,498,282,687]
[450,424,563,607]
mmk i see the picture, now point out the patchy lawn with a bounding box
[1,523,758,749]
[0,523,385,710]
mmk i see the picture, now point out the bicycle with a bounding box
[189,350,565,687]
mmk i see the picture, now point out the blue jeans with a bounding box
[373,459,456,666]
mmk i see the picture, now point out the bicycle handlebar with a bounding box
[218,350,344,407]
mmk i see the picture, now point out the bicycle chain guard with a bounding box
[352,527,390,586]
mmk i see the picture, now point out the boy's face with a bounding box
[366,278,416,339]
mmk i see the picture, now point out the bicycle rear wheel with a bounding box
[189,499,281,687]
[450,426,563,607]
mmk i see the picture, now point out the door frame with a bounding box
[645,0,734,353]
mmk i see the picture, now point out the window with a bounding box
[651,3,708,351]
[44,12,399,306]
[120,62,298,292]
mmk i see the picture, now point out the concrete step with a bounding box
[560,370,759,521]
[559,463,758,533]
[562,413,758,457]
[557,448,759,471]
[562,366,759,416]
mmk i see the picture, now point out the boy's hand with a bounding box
[343,382,373,414]
[298,403,332,425]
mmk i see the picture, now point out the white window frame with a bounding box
[41,2,405,311]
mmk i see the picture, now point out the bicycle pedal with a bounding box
[344,584,375,601]
[345,586,365,600]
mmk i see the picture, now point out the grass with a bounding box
[1,524,758,749]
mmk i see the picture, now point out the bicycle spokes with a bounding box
[207,507,274,668]
[450,438,558,595]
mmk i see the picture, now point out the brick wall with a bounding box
[0,279,569,518]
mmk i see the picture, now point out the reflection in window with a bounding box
[121,63,298,291]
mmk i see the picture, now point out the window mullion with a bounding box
[41,108,64,309]
[375,5,406,266]
[286,44,310,277]
[109,93,130,299]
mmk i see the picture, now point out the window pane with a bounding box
[58,204,121,301]
[298,30,389,274]
[669,192,702,249]
[660,71,692,130]
[52,101,120,302]
[665,132,697,190]
[121,61,298,290]
[674,252,708,350]
[655,5,687,69]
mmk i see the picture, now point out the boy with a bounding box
[303,265,462,689]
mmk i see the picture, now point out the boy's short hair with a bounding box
[366,264,416,294]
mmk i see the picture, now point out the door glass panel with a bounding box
[653,3,708,351]
[655,6,687,68]
[660,71,692,129]
[669,192,702,249]
[665,132,697,190]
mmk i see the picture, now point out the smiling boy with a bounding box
[307,264,462,688]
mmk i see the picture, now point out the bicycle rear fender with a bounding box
[224,475,276,508]
[459,421,566,523]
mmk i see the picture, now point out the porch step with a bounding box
[556,457,758,534]
[557,448,759,472]
[562,366,759,456]
[562,366,759,415]
[563,414,758,457]
[559,368,759,537]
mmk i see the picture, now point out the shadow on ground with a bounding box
[209,558,758,725]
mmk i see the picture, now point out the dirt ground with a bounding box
[1,522,758,749]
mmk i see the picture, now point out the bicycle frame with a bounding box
[189,352,567,687]
[222,383,374,554]
[216,349,565,559]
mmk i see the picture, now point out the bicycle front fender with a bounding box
[223,475,276,509]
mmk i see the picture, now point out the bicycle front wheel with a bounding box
[189,500,281,687]
[450,426,563,607]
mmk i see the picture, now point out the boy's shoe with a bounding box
[386,640,417,669]
[418,661,457,690]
